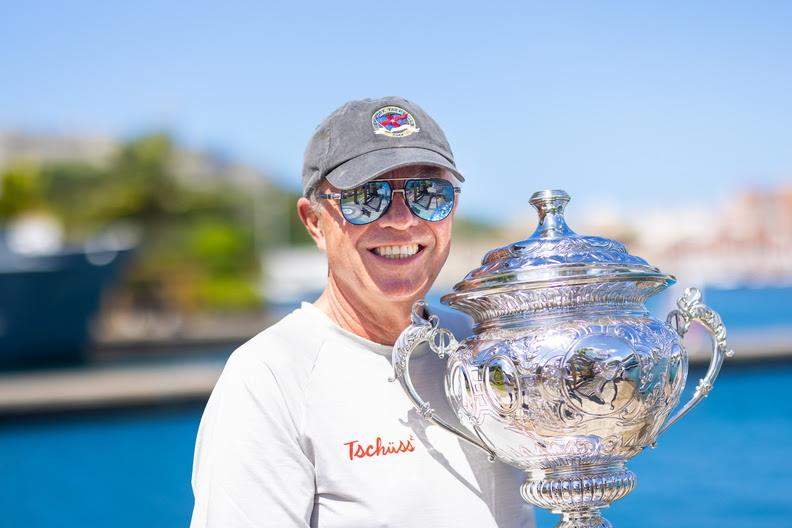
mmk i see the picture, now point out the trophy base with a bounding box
[520,462,635,528]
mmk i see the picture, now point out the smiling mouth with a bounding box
[369,244,424,260]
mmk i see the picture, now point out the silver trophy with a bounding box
[390,190,733,528]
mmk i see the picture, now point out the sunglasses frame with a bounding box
[317,177,461,225]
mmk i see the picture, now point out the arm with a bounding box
[190,351,315,528]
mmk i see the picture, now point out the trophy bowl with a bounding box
[391,190,733,528]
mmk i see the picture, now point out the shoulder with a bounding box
[213,306,330,414]
[231,306,326,372]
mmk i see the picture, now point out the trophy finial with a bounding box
[529,189,574,238]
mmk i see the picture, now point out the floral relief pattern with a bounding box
[444,312,684,470]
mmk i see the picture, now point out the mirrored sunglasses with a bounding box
[318,178,460,225]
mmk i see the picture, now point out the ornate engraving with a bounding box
[449,280,667,328]
[485,234,650,269]
[391,191,734,527]
[563,334,640,416]
[657,287,734,434]
[521,463,636,525]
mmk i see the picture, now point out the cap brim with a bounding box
[325,147,464,190]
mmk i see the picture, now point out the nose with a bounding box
[378,191,419,230]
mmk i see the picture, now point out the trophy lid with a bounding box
[443,190,675,305]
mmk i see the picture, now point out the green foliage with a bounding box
[0,163,45,219]
[0,132,268,312]
[193,275,261,311]
[188,220,255,274]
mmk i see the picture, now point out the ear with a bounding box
[297,197,327,252]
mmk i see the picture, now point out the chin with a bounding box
[372,277,432,302]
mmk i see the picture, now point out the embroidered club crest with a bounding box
[371,106,420,137]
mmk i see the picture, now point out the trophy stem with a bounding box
[554,509,612,528]
[520,462,635,528]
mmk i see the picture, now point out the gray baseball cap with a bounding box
[302,96,464,196]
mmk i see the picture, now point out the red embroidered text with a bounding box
[343,435,416,461]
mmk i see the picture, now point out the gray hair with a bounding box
[307,185,325,215]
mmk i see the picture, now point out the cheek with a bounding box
[323,223,366,265]
[433,222,454,252]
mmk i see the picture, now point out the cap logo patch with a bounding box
[372,106,420,138]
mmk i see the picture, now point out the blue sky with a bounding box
[2,1,790,221]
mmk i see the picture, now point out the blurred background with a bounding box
[0,2,790,527]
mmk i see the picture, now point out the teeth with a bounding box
[373,244,420,259]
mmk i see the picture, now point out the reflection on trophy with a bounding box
[390,190,734,528]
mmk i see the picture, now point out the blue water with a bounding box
[1,363,791,528]
[649,285,792,331]
[698,285,792,330]
[0,406,201,528]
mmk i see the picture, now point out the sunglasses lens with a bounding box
[340,181,392,225]
[405,178,455,221]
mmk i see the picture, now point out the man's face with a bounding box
[313,165,456,304]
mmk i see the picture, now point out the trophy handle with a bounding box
[658,287,734,436]
[389,300,497,460]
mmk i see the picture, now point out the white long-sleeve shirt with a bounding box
[190,302,534,528]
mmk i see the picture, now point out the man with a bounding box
[190,97,534,527]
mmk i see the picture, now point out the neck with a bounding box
[313,274,415,346]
